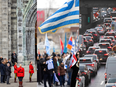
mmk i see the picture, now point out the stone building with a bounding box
[0,0,37,65]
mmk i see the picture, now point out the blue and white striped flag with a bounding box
[45,34,50,55]
[71,39,75,53]
[38,0,79,34]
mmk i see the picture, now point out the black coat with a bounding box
[11,53,17,65]
[0,64,6,75]
[0,58,3,64]
[37,58,44,82]
[6,66,11,76]
[53,61,58,74]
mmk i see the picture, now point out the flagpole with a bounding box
[59,35,61,55]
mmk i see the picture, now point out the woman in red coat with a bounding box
[14,62,18,83]
[17,64,25,87]
[29,61,34,82]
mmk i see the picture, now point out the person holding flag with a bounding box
[43,55,54,87]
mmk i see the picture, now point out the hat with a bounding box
[57,54,60,57]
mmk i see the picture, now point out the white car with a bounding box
[79,57,97,76]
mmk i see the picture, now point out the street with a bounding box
[87,65,105,87]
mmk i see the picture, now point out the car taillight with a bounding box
[94,34,97,36]
[112,40,115,41]
[105,73,107,78]
[91,37,93,39]
[111,43,113,46]
[108,47,111,49]
[87,64,94,67]
[86,51,90,53]
[99,51,102,52]
[84,40,86,42]
[104,54,108,56]
[81,72,86,75]
[115,36,116,38]
[89,40,92,41]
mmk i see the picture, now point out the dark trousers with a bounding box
[59,75,65,86]
[67,72,72,85]
[18,77,23,81]
[44,73,52,87]
[70,65,79,87]
[6,76,10,84]
[1,75,5,83]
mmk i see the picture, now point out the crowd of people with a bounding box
[36,51,79,87]
[0,51,79,87]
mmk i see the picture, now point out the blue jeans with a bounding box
[59,75,65,86]
[67,72,72,85]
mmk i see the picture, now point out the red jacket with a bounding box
[14,65,18,74]
[29,64,34,74]
[17,66,24,77]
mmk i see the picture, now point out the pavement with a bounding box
[87,65,105,87]
[0,68,70,87]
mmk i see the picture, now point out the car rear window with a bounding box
[85,56,96,60]
[100,40,111,44]
[104,37,113,40]
[86,37,92,40]
[108,79,116,83]
[80,59,92,63]
[106,33,115,36]
[88,48,97,51]
[95,50,107,54]
[99,44,110,48]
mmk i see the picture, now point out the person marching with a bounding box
[17,64,25,87]
[14,62,18,83]
[29,61,34,82]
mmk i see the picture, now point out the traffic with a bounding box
[76,11,116,87]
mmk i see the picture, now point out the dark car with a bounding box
[83,33,94,40]
[84,54,100,69]
[94,49,109,64]
[83,37,89,49]
[96,27,106,35]
[85,36,94,46]
[79,64,91,86]
[105,31,116,40]
[87,30,100,42]
[103,36,116,46]
[99,39,114,47]
[98,42,112,51]
[86,46,100,54]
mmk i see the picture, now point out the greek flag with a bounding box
[45,34,50,55]
[71,39,75,53]
[38,0,79,34]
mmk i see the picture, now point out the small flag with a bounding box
[54,73,59,82]
[70,53,77,68]
[53,46,55,52]
[38,0,79,34]
[67,37,73,50]
[94,11,99,18]
[38,49,40,54]
[60,38,64,54]
[45,34,50,55]
[64,33,67,53]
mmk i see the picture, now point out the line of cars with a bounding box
[77,18,116,87]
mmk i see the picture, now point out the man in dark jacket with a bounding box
[6,63,11,84]
[7,58,11,68]
[1,60,6,83]
[11,51,17,66]
[43,56,54,87]
[0,56,3,64]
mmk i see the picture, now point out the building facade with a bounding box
[0,0,37,65]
